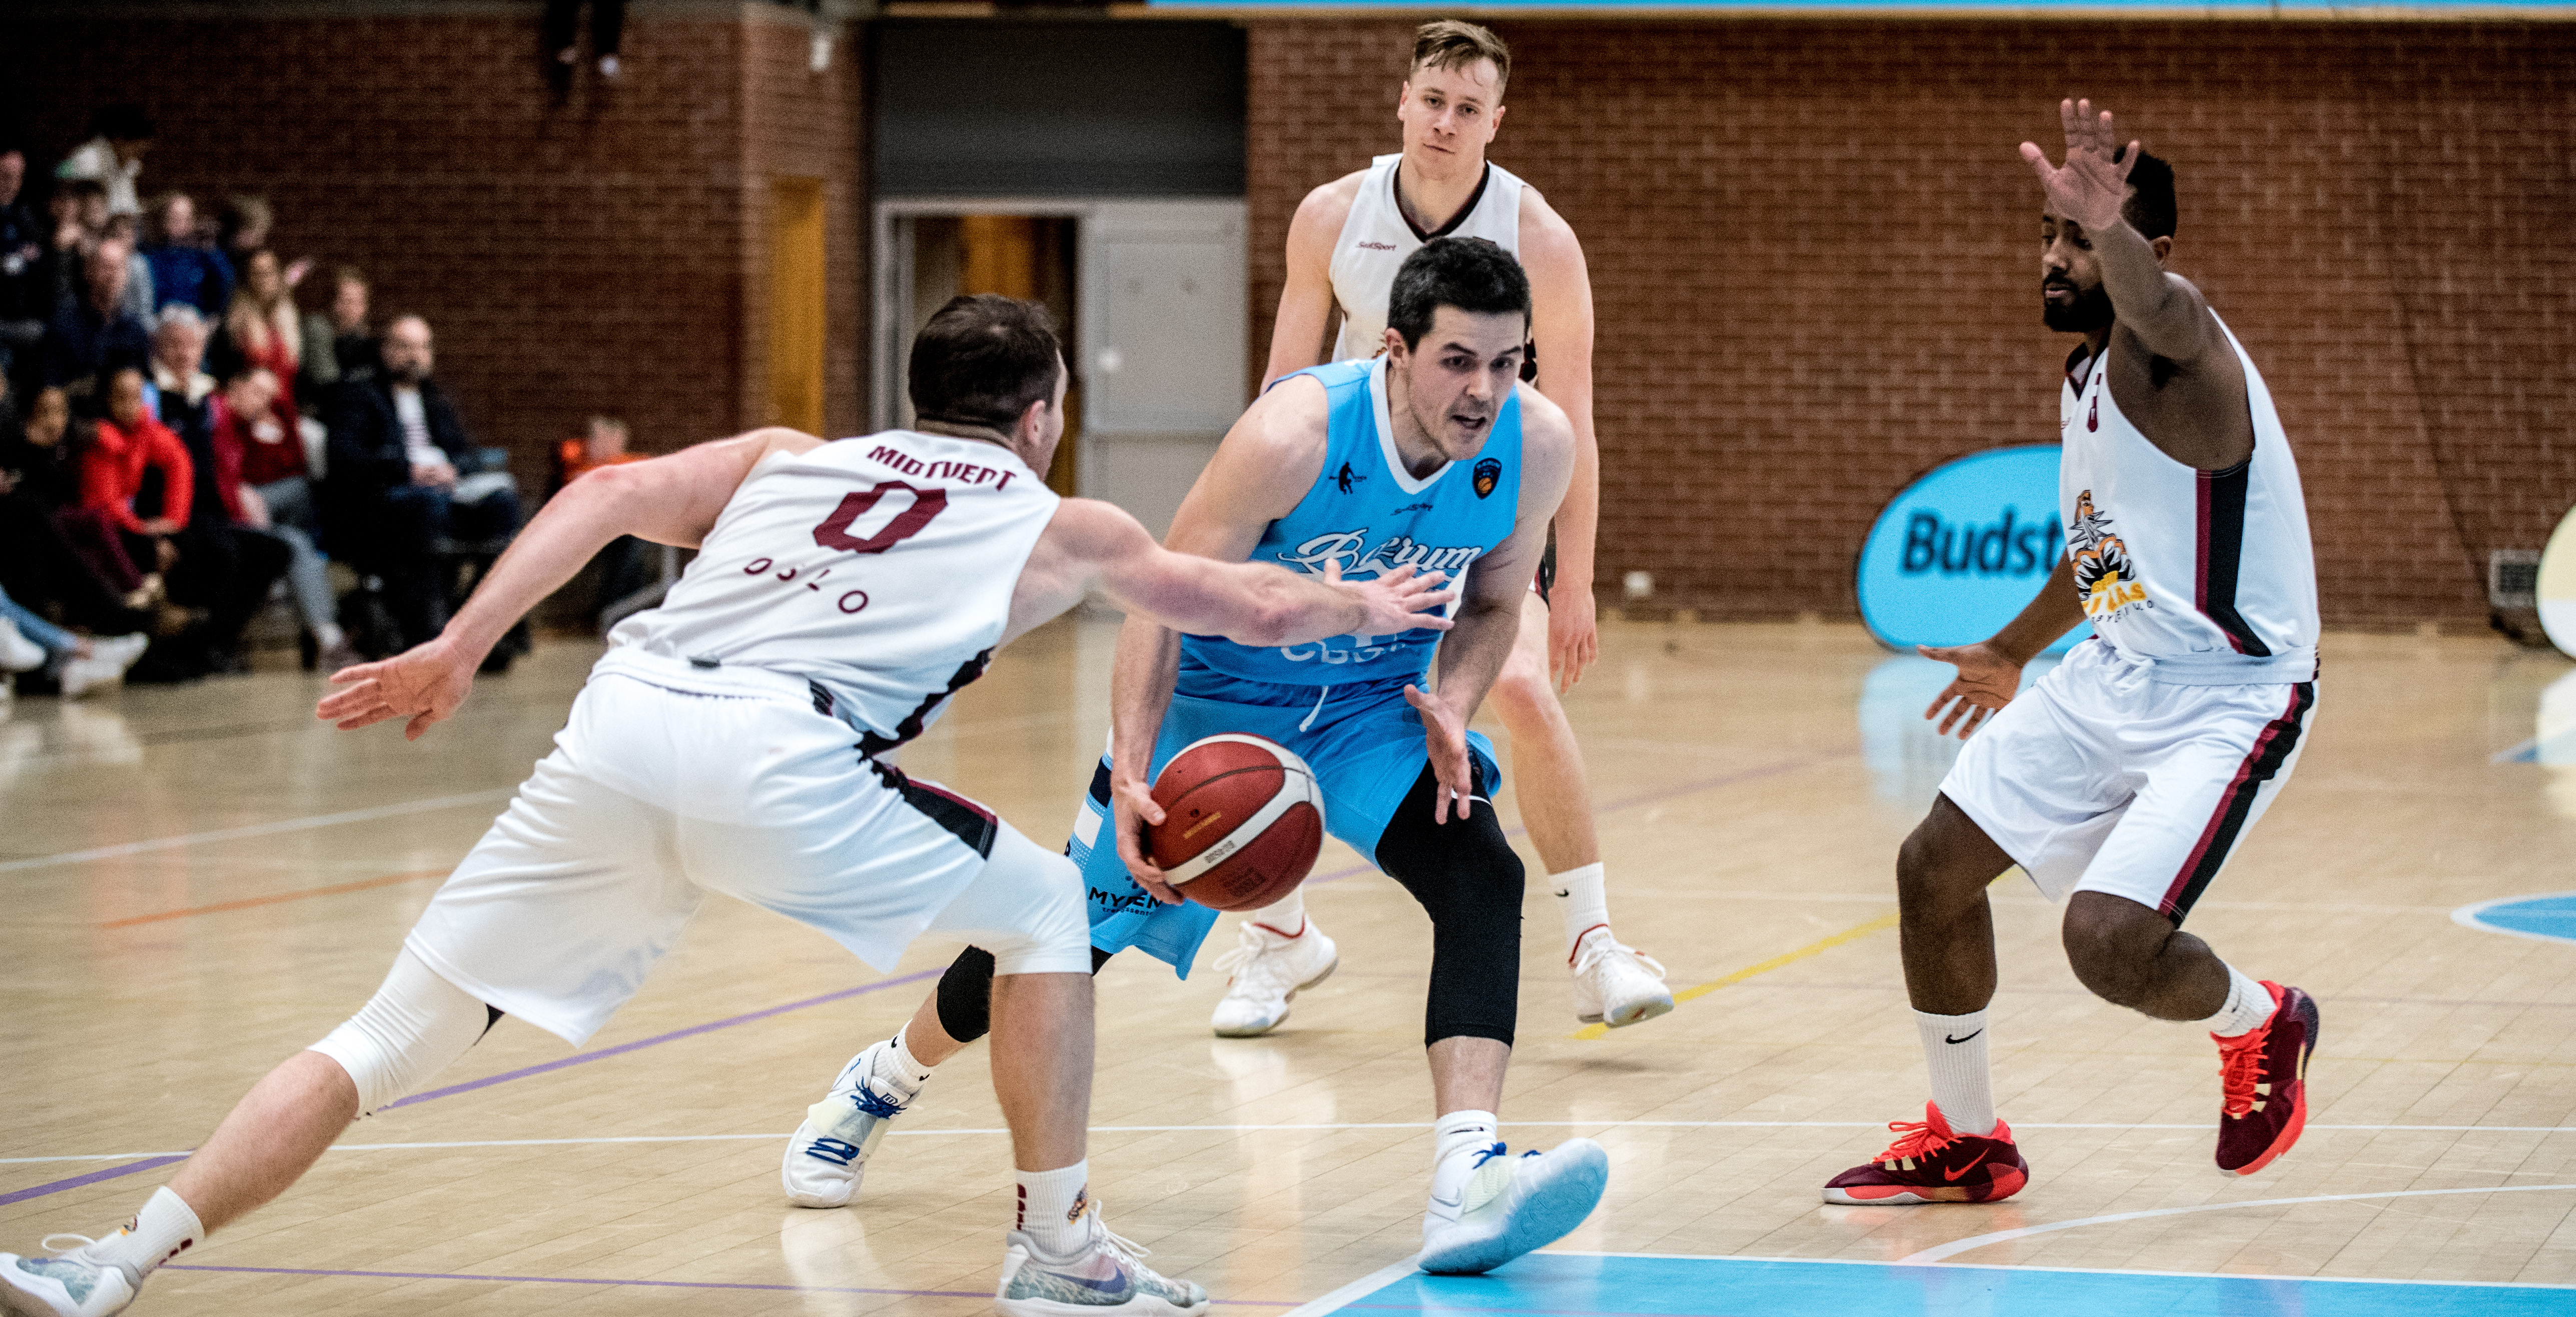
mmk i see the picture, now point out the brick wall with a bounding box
[3,4,864,480]
[1246,19,2576,627]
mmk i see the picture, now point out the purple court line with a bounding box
[1309,750,1850,888]
[2,969,941,1207]
[164,1263,1300,1303]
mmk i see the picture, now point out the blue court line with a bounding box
[0,969,939,1207]
[1317,1252,2576,1317]
[2453,893,2576,946]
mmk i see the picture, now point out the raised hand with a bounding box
[1918,640,2026,740]
[315,636,478,740]
[1326,560,1459,638]
[1404,683,1477,824]
[2020,98,2138,235]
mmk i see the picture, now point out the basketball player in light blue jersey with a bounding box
[779,239,1611,1278]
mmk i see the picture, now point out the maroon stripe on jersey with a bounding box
[867,758,998,858]
[2194,459,2271,657]
[2159,681,2313,923]
[858,649,994,757]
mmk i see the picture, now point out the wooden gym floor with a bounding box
[5,617,2574,1315]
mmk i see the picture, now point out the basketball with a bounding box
[1147,734,1327,911]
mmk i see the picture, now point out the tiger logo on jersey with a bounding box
[2067,490,2147,619]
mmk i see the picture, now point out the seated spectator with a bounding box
[0,581,147,697]
[0,145,45,382]
[212,365,352,669]
[323,314,520,651]
[299,265,375,395]
[140,192,233,318]
[56,104,154,218]
[92,365,287,678]
[42,232,151,398]
[0,383,153,627]
[556,415,653,621]
[102,214,156,324]
[211,249,301,429]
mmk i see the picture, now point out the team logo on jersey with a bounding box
[2067,490,2147,618]
[1472,458,1502,499]
[1335,461,1366,495]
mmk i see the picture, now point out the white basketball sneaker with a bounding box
[1419,1138,1611,1275]
[1208,918,1337,1038]
[997,1200,1209,1317]
[0,1238,139,1316]
[782,1040,922,1208]
[1570,929,1673,1028]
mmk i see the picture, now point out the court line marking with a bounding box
[1570,910,1900,1039]
[2452,891,2576,946]
[160,1263,1301,1304]
[22,1120,2576,1165]
[1894,1181,2576,1264]
[1536,1249,2576,1292]
[0,967,941,1207]
[1278,1256,1425,1317]
[98,869,450,929]
[0,789,512,874]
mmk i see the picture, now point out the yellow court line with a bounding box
[1571,910,1901,1040]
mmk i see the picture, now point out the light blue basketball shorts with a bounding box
[1068,663,1501,976]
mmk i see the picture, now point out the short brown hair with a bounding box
[1411,21,1509,94]
[909,295,1062,431]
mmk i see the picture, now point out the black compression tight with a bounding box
[1372,762,1525,1048]
[935,942,1115,1044]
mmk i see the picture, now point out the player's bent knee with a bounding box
[2060,892,2170,1005]
[1488,657,1555,727]
[932,826,1091,978]
[308,948,497,1115]
[1374,769,1526,1046]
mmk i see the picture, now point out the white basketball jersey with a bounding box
[1328,153,1525,362]
[608,431,1060,751]
[2058,314,2319,682]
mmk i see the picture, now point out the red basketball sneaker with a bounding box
[2213,982,2319,1176]
[1822,1102,2029,1205]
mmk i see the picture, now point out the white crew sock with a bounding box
[1015,1160,1091,1256]
[1430,1109,1501,1205]
[2206,965,2278,1038]
[1248,888,1305,938]
[1915,1009,1997,1138]
[881,1027,935,1090]
[1552,863,1610,957]
[85,1186,203,1285]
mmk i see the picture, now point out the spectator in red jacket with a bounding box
[94,365,285,678]
[212,366,349,668]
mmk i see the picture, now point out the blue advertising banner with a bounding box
[1856,443,2089,655]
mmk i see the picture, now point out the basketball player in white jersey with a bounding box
[0,296,1459,1317]
[1212,19,1672,1039]
[1822,102,2323,1207]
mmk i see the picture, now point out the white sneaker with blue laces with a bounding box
[996,1199,1208,1317]
[0,1237,139,1316]
[1417,1138,1610,1276]
[782,1039,921,1208]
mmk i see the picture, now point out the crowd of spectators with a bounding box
[0,104,524,698]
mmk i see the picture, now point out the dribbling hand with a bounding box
[1110,768,1185,905]
[316,636,478,740]
[1918,640,2023,740]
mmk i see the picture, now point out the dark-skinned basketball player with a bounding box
[1823,100,2324,1207]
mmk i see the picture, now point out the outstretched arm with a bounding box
[1920,553,2084,739]
[2021,99,2209,366]
[317,426,822,739]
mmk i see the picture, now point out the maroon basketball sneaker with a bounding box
[1822,1102,2029,1205]
[2213,982,2319,1176]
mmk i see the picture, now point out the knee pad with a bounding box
[1373,764,1526,1047]
[937,939,1117,1046]
[308,949,497,1115]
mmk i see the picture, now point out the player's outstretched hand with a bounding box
[1549,589,1599,691]
[1919,640,2023,740]
[1324,560,1456,638]
[316,636,478,740]
[1109,768,1185,905]
[1403,684,1477,824]
[2020,98,2138,236]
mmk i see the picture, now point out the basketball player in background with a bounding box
[1822,102,2323,1207]
[1211,19,1671,1040]
[783,239,1610,1278]
[0,296,1458,1317]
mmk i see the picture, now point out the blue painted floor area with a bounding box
[2458,894,2576,945]
[1331,1252,2576,1317]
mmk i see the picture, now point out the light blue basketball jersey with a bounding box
[1178,357,1523,688]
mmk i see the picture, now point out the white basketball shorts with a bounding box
[403,648,1089,1045]
[1939,638,2318,923]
